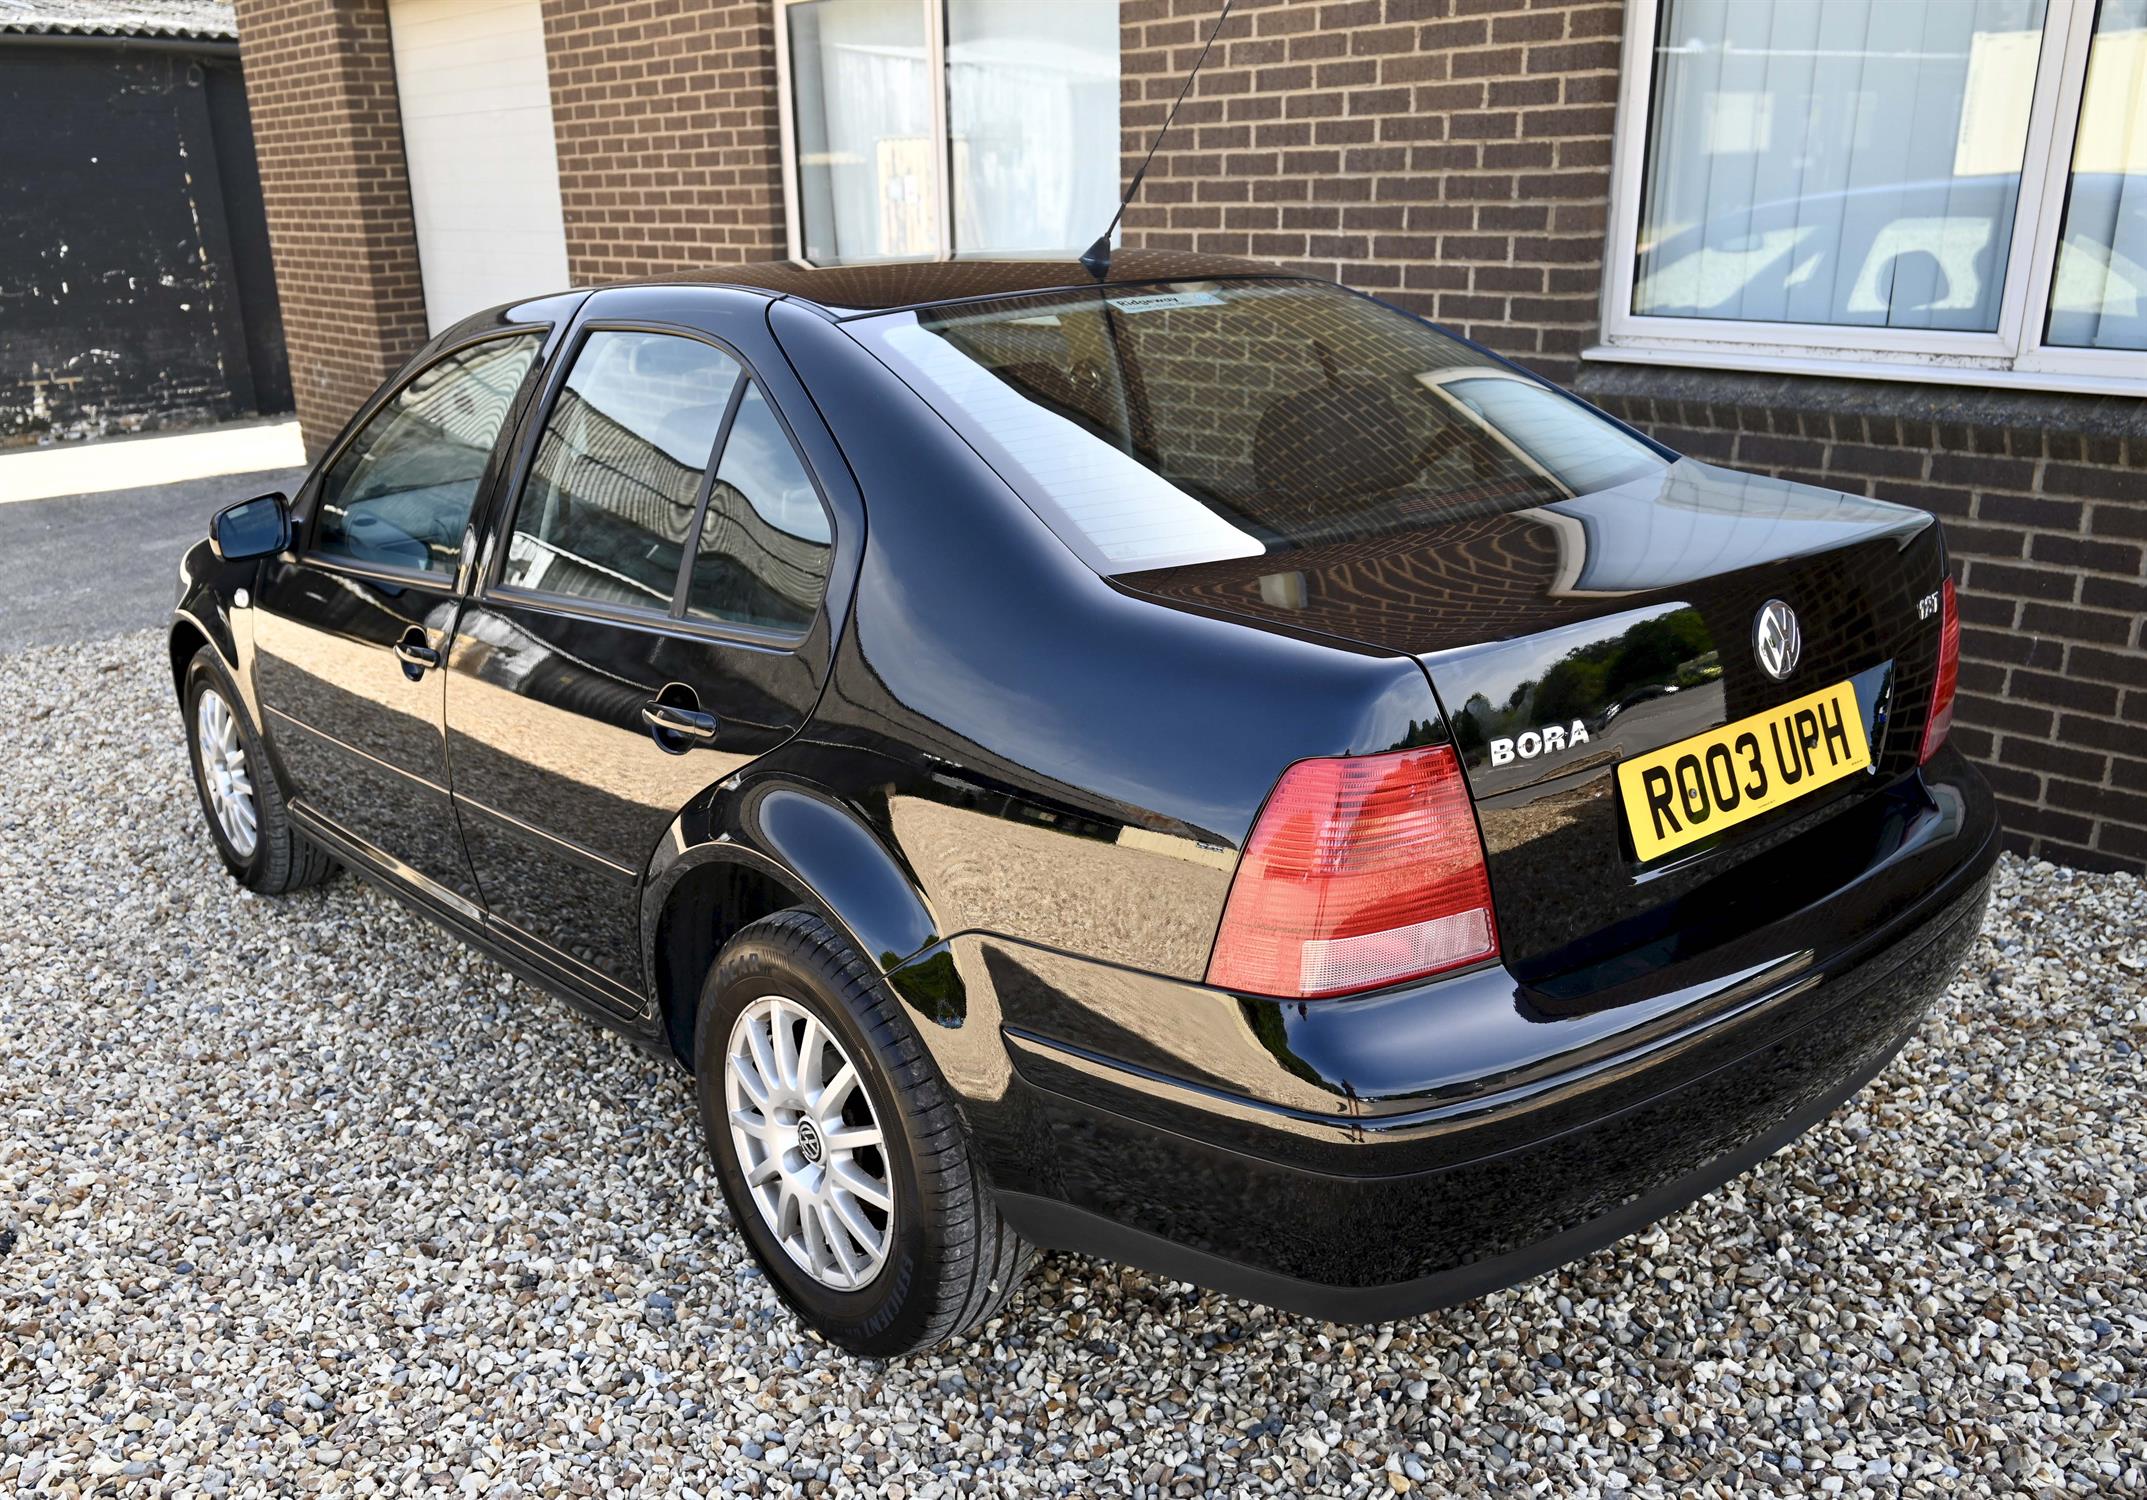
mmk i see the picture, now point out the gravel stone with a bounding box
[1,628,2143,1496]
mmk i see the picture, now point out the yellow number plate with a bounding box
[1617,680,1871,862]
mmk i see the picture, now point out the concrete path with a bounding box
[0,418,303,505]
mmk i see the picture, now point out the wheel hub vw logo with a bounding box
[795,1117,824,1164]
[1753,599,1802,681]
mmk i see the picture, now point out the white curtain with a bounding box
[1635,0,2047,332]
[947,1,1121,254]
[2046,0,2147,350]
[787,1,934,263]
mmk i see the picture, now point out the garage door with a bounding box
[389,0,571,332]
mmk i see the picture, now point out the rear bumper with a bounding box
[903,754,1998,1322]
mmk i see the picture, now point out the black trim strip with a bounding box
[290,802,650,1025]
[478,911,648,1019]
[671,372,755,616]
[265,707,446,796]
[288,799,480,925]
[451,790,637,878]
[479,582,800,652]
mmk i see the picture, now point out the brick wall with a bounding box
[1117,0,1622,386]
[539,0,785,284]
[232,0,426,458]
[1576,369,2147,874]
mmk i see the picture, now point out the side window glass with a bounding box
[315,333,543,575]
[502,330,744,611]
[685,382,832,633]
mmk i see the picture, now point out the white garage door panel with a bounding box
[390,0,571,333]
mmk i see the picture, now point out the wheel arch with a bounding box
[644,781,940,1070]
[648,855,819,1067]
[170,533,246,693]
[169,615,215,699]
[170,587,240,701]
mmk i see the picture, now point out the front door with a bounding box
[445,302,840,1003]
[252,328,548,914]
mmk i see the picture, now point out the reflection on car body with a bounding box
[171,252,1998,1354]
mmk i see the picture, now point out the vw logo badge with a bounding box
[1753,599,1802,682]
[795,1117,824,1164]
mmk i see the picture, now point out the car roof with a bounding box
[610,249,1301,318]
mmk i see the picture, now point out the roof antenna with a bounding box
[1080,0,1236,280]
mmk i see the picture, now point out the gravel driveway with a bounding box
[3,629,2142,1497]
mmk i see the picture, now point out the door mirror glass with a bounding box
[210,493,290,561]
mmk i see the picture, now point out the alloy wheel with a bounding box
[723,996,895,1291]
[196,688,258,858]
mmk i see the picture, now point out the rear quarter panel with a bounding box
[767,301,1447,980]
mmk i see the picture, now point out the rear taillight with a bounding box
[1205,745,1498,999]
[1919,577,1960,764]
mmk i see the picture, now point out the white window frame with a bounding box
[773,0,955,265]
[1588,0,2147,397]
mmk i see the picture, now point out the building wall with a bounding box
[538,0,785,283]
[0,48,289,444]
[233,0,429,458]
[1116,0,1620,386]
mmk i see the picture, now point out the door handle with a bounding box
[394,628,441,679]
[641,699,720,750]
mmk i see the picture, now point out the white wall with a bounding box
[389,0,571,333]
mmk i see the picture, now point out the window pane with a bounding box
[2046,0,2147,350]
[1635,0,2048,333]
[850,281,1667,576]
[787,0,936,262]
[503,331,742,611]
[1434,376,1667,497]
[686,383,832,633]
[316,333,541,575]
[946,1,1120,253]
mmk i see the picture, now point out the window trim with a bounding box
[480,319,838,647]
[1590,0,2146,395]
[300,326,553,587]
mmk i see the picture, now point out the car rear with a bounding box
[842,274,1998,1314]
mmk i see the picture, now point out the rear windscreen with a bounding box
[847,279,1667,574]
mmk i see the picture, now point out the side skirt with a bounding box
[288,803,674,1062]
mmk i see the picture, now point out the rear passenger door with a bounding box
[444,287,851,1009]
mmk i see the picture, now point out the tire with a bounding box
[182,646,336,895]
[694,910,1035,1355]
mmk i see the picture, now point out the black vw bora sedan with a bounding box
[172,252,1996,1354]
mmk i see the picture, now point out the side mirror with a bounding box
[210,492,290,561]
